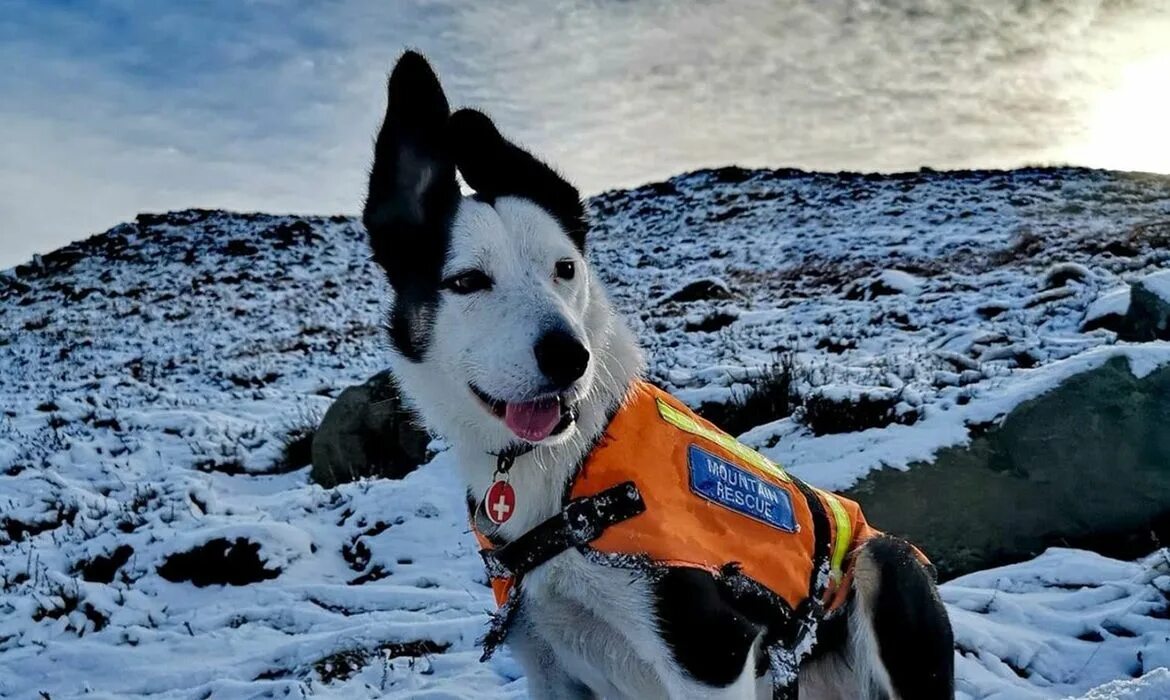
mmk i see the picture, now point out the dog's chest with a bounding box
[516,550,675,697]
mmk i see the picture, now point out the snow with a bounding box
[3,167,1170,698]
[947,549,1170,699]
[1084,286,1132,327]
[1137,269,1170,304]
[1073,670,1170,700]
[765,343,1170,490]
[878,268,925,295]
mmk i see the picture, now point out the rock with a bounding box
[684,310,738,333]
[1043,262,1091,288]
[1125,270,1170,341]
[1081,286,1131,332]
[310,370,431,487]
[658,277,734,304]
[844,269,923,300]
[875,269,924,295]
[1081,270,1170,340]
[263,220,319,249]
[222,239,259,257]
[975,300,1011,319]
[707,166,753,184]
[846,357,1170,580]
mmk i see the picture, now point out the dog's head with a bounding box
[363,52,618,452]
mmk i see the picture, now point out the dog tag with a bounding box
[484,480,517,525]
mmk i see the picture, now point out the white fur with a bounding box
[386,193,893,698]
[798,549,899,700]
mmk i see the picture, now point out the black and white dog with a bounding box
[361,51,954,699]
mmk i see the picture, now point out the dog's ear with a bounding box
[363,51,459,279]
[449,109,587,251]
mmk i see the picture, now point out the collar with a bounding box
[489,442,535,474]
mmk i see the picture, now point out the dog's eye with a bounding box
[554,260,576,281]
[443,270,493,295]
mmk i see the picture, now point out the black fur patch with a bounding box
[652,567,763,687]
[363,51,460,361]
[449,108,588,251]
[866,536,955,699]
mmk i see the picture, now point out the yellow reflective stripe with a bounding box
[656,397,791,483]
[817,490,852,582]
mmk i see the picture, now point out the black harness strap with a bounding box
[478,482,645,661]
[792,477,832,605]
[764,476,833,699]
[481,481,646,580]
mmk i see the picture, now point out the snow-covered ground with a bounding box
[2,167,1170,698]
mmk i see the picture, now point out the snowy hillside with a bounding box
[2,167,1170,699]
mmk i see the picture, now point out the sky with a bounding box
[2,0,1170,269]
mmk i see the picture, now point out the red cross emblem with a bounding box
[485,480,516,525]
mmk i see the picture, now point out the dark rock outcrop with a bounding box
[310,370,431,487]
[847,356,1170,580]
[1122,272,1170,341]
[1081,271,1170,341]
[658,277,734,304]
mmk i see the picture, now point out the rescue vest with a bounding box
[473,380,883,664]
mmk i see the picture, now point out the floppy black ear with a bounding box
[449,109,587,251]
[363,51,459,362]
[363,51,459,279]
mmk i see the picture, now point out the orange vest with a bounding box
[474,381,879,618]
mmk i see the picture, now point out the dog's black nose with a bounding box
[534,329,589,389]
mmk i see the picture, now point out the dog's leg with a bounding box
[653,567,769,699]
[799,535,954,700]
[508,611,596,700]
[857,535,954,699]
[660,635,765,700]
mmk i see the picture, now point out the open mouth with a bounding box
[470,384,578,442]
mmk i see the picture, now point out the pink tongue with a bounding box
[504,397,562,442]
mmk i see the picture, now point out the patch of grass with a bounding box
[799,389,918,436]
[697,357,799,436]
[1129,219,1170,250]
[1,503,79,545]
[22,315,51,331]
[225,371,282,389]
[76,544,135,584]
[271,411,319,474]
[32,581,109,636]
[193,457,248,475]
[190,427,274,476]
[157,537,280,587]
[815,337,857,354]
[314,640,450,683]
[684,311,737,333]
[989,229,1045,266]
[90,416,122,431]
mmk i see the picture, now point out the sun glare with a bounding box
[1073,52,1170,174]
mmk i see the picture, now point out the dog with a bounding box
[361,50,954,699]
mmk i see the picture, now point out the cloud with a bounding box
[0,0,401,267]
[3,0,1170,268]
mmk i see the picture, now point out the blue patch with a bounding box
[687,444,797,532]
